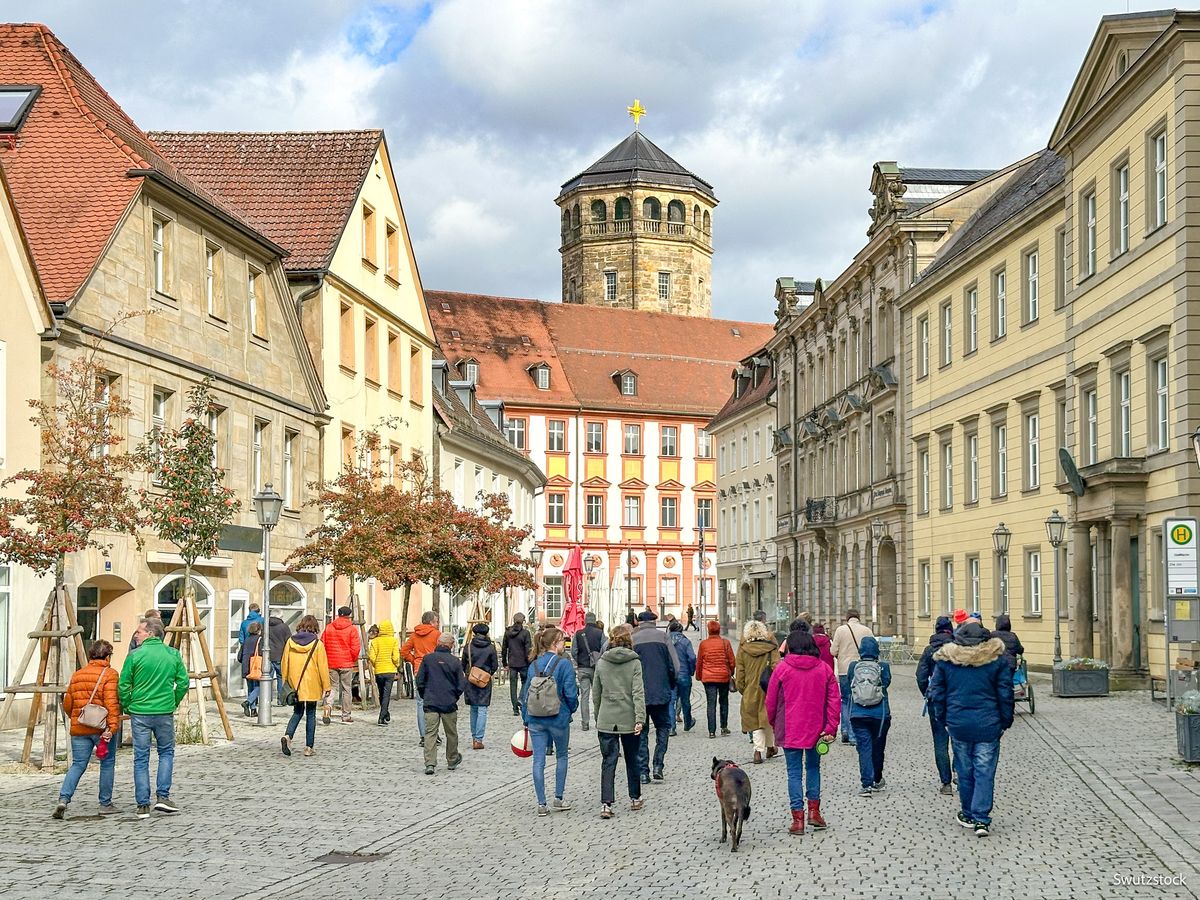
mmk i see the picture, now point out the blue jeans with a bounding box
[669,677,696,730]
[272,661,284,701]
[247,678,260,710]
[952,737,1001,825]
[850,716,891,788]
[131,714,175,807]
[637,703,672,776]
[415,694,426,738]
[783,747,821,808]
[528,722,569,805]
[59,733,116,805]
[838,675,855,742]
[287,701,317,749]
[469,704,489,742]
[930,712,952,786]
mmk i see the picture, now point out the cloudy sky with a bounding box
[9,0,1150,321]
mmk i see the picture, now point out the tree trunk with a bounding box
[399,581,413,642]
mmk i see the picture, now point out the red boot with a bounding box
[808,799,827,830]
[788,808,805,835]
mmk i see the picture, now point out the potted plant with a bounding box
[1052,657,1110,697]
[1178,690,1200,764]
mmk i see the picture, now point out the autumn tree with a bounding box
[440,492,534,603]
[140,378,240,621]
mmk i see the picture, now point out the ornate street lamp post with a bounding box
[529,544,543,624]
[871,517,885,630]
[1045,509,1067,664]
[992,522,1012,617]
[253,483,283,727]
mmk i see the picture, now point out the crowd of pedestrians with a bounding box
[50,602,1019,841]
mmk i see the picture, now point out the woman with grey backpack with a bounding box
[520,626,579,817]
[846,635,892,795]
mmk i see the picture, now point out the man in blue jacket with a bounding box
[667,621,696,735]
[927,621,1014,838]
[631,610,678,783]
[916,616,956,794]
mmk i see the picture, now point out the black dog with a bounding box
[711,757,751,851]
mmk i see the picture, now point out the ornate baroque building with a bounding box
[769,165,1013,637]
[557,131,716,317]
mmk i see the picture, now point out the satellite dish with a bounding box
[1058,448,1087,497]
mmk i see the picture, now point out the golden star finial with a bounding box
[627,98,647,129]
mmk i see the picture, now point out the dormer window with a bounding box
[463,359,479,385]
[0,86,39,132]
[528,363,550,391]
[621,373,637,396]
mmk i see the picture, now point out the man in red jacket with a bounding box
[321,607,362,724]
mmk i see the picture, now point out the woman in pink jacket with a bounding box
[766,630,841,836]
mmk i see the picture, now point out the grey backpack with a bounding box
[526,656,563,717]
[850,659,885,707]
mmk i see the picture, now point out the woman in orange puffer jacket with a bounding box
[694,620,736,738]
[55,640,123,819]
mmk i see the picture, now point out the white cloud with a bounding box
[6,0,1143,320]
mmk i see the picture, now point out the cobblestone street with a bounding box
[1,658,1197,900]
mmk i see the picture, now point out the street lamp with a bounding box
[1045,509,1066,664]
[992,522,1011,617]
[870,518,885,629]
[626,543,635,621]
[253,482,283,727]
[528,545,543,623]
[760,546,768,565]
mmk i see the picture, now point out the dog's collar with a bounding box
[714,761,741,775]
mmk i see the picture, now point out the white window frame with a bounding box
[547,419,566,453]
[1155,357,1169,451]
[283,429,297,507]
[995,424,1008,496]
[1117,164,1130,253]
[535,366,550,391]
[661,425,678,457]
[995,270,1007,338]
[941,440,953,508]
[658,271,671,301]
[1085,389,1099,464]
[1118,371,1131,456]
[660,496,678,529]
[941,303,952,366]
[968,556,981,610]
[464,360,479,385]
[605,271,617,301]
[919,448,930,514]
[1084,191,1097,276]
[252,419,266,491]
[585,494,604,526]
[918,315,929,377]
[1154,131,1168,229]
[204,244,218,315]
[622,495,641,527]
[621,373,636,396]
[943,560,955,612]
[547,492,566,525]
[586,422,604,453]
[1028,550,1042,615]
[623,424,641,455]
[505,417,526,450]
[967,433,979,504]
[152,217,167,293]
[967,287,978,353]
[1026,413,1040,488]
[920,561,931,616]
[1026,250,1039,322]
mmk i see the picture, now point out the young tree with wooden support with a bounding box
[140,379,239,742]
[0,352,145,768]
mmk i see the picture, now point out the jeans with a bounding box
[415,694,426,738]
[669,676,696,730]
[952,737,1001,825]
[930,711,952,785]
[375,674,395,723]
[131,714,175,807]
[703,682,730,733]
[287,701,317,749]
[509,666,529,714]
[272,660,284,701]
[424,711,460,767]
[576,668,594,727]
[637,704,671,776]
[838,675,855,742]
[529,721,569,805]
[59,733,116,805]
[850,716,891,788]
[599,731,641,804]
[469,704,489,742]
[783,747,821,809]
[247,678,260,711]
[331,668,354,718]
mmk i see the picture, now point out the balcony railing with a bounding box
[564,217,711,247]
[804,497,837,526]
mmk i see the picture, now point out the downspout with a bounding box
[295,273,325,316]
[789,333,800,610]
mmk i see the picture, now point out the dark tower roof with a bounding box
[558,132,715,200]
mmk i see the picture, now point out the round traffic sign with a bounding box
[1171,523,1193,545]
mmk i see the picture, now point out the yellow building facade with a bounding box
[901,10,1200,682]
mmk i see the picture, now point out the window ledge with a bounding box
[206,313,229,331]
[990,334,1008,345]
[388,388,403,401]
[365,377,381,389]
[1145,222,1167,239]
[250,334,270,349]
[1020,318,1039,331]
[151,291,179,309]
[1021,486,1042,496]
[384,274,400,289]
[916,613,932,620]
[410,400,425,411]
[963,348,978,359]
[938,361,952,372]
[963,500,980,509]
[362,258,379,273]
[991,494,1008,503]
[339,364,357,378]
[1022,614,1043,620]
[1077,271,1096,286]
[1147,447,1169,458]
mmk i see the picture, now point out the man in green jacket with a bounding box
[119,617,189,820]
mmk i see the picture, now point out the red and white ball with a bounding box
[510,727,533,758]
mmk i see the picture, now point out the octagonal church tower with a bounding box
[557,131,716,317]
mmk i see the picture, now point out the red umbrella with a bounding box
[559,545,586,635]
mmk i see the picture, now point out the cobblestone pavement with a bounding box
[1,650,1197,900]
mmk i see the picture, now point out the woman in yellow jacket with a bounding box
[367,619,401,726]
[281,615,331,757]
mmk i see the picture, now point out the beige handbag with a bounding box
[77,668,110,730]
[467,641,492,689]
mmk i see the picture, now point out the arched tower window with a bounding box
[642,197,661,233]
[703,210,711,235]
[561,209,570,240]
[590,200,607,222]
[693,204,701,228]
[571,203,581,230]
[667,200,686,235]
[614,197,631,232]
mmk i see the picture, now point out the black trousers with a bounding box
[637,704,671,776]
[508,666,528,713]
[704,682,730,733]
[599,731,642,804]
[375,674,395,722]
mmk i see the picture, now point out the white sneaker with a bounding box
[550,797,572,812]
[536,804,549,817]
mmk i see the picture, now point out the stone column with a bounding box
[1070,523,1094,658]
[1096,522,1112,664]
[1110,518,1134,672]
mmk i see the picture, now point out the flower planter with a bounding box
[1179,713,1200,763]
[1052,667,1110,697]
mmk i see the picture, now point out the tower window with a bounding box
[658,272,671,301]
[667,200,686,234]
[590,200,606,222]
[605,271,617,302]
[615,197,631,232]
[642,197,661,232]
[570,203,580,230]
[703,210,711,235]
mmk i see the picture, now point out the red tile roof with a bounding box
[707,345,775,431]
[148,130,383,272]
[427,290,775,417]
[0,24,275,304]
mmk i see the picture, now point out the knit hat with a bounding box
[637,610,658,623]
[337,606,352,618]
[935,615,954,634]
[952,608,969,625]
[954,622,990,646]
[472,623,489,635]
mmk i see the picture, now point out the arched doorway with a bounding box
[779,556,793,619]
[876,538,898,636]
[154,572,215,681]
[76,574,136,652]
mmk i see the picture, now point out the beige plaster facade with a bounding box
[899,10,1200,682]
